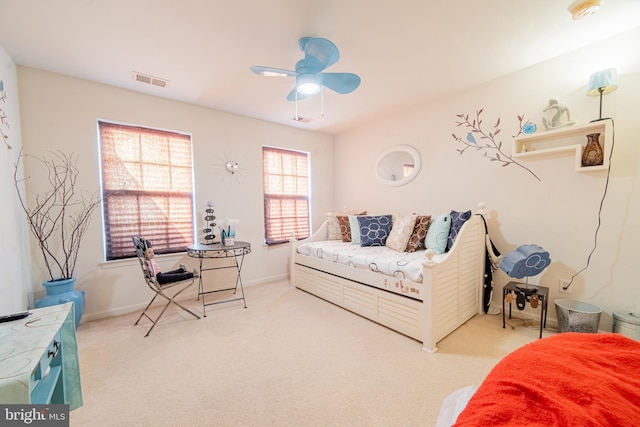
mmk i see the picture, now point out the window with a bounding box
[262,146,310,245]
[98,121,194,260]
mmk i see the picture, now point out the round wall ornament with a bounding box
[522,123,537,135]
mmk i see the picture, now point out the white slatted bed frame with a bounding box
[290,210,487,353]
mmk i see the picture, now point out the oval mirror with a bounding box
[375,145,421,186]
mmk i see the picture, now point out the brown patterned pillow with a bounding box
[337,211,366,242]
[405,215,432,252]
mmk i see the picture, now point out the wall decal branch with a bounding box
[0,80,10,150]
[452,108,540,181]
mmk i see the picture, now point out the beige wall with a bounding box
[334,27,640,331]
[0,44,31,314]
[6,27,640,332]
[16,67,334,320]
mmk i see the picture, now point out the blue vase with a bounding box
[35,277,85,328]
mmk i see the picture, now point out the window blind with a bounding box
[99,121,194,260]
[262,147,310,245]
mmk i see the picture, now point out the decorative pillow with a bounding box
[326,213,342,240]
[337,211,366,242]
[446,210,472,251]
[349,215,363,245]
[405,215,432,253]
[425,213,451,254]
[357,215,393,247]
[337,215,351,242]
[386,213,417,252]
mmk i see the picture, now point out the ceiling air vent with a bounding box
[133,71,168,88]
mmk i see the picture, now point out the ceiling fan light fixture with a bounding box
[570,0,600,20]
[296,73,322,95]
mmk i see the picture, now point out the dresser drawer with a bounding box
[30,330,63,404]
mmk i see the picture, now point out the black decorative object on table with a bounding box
[203,201,217,243]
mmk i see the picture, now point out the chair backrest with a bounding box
[131,236,158,285]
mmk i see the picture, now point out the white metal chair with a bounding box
[132,236,200,336]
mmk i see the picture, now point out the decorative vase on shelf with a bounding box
[581,133,604,167]
[35,277,85,328]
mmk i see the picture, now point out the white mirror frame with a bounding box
[375,145,421,186]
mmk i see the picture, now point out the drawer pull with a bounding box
[47,340,60,359]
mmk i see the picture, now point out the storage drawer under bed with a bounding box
[294,263,423,341]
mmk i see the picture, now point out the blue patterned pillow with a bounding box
[446,210,472,251]
[357,215,393,246]
[425,213,451,254]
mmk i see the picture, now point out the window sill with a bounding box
[100,252,187,270]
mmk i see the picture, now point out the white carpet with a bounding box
[70,279,550,426]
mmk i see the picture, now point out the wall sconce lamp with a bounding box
[587,68,618,122]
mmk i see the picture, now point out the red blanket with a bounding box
[454,333,640,427]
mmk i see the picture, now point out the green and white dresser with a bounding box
[0,302,83,409]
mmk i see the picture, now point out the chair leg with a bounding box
[143,298,174,337]
[135,283,201,337]
[169,299,201,320]
[134,293,160,326]
[168,284,200,319]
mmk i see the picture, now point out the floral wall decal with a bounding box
[452,108,540,181]
[0,79,10,150]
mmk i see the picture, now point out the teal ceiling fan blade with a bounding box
[286,86,313,102]
[250,66,296,77]
[299,37,339,72]
[320,72,361,94]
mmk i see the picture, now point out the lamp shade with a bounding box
[587,68,618,96]
[499,244,551,280]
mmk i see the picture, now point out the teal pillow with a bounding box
[425,213,451,254]
[349,215,362,245]
[357,215,393,246]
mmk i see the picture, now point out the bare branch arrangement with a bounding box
[452,108,541,182]
[14,149,101,281]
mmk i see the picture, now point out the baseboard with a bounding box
[79,274,289,323]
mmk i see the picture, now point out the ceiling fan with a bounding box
[250,37,361,102]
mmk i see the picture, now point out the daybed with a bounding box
[437,332,640,426]
[289,206,490,353]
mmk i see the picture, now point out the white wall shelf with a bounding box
[513,120,611,172]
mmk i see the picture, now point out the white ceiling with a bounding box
[1,0,639,135]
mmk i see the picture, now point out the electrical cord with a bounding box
[562,117,615,290]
